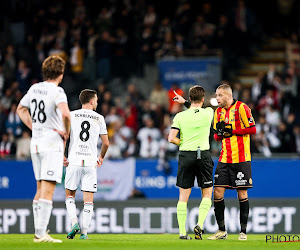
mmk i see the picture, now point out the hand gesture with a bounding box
[172,90,186,104]
[63,156,69,167]
[97,156,104,167]
[54,129,69,142]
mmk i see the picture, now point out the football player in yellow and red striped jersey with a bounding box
[208,84,256,241]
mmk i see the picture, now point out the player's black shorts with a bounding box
[214,161,253,189]
[177,150,214,189]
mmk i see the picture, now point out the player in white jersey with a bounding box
[17,55,71,243]
[64,89,109,240]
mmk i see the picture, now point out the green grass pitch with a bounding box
[0,234,299,250]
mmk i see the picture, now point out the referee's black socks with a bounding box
[239,198,249,234]
[214,198,225,231]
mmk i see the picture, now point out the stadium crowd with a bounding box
[0,0,299,161]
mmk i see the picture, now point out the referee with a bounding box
[168,85,214,240]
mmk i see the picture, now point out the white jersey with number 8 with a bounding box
[68,109,107,167]
[20,81,68,153]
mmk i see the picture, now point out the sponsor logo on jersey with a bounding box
[236,172,247,185]
[237,172,244,180]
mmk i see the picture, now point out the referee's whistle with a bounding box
[197,146,201,159]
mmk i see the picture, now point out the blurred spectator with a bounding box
[143,5,157,28]
[277,121,294,153]
[70,40,84,74]
[254,130,272,157]
[95,8,112,34]
[0,88,13,111]
[156,32,176,59]
[113,119,133,155]
[6,103,23,138]
[261,63,277,95]
[251,73,263,103]
[16,60,32,94]
[157,17,172,42]
[232,82,242,100]
[16,130,31,160]
[149,81,169,111]
[137,117,161,158]
[257,88,278,112]
[124,138,138,157]
[124,104,138,134]
[48,40,68,62]
[138,27,155,75]
[126,83,144,107]
[240,88,251,104]
[139,100,158,128]
[3,44,16,82]
[265,105,281,127]
[95,31,113,82]
[286,33,300,62]
[105,137,122,159]
[0,133,15,158]
[105,106,120,125]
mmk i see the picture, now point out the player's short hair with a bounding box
[189,85,205,103]
[216,84,233,95]
[42,55,65,81]
[79,89,97,104]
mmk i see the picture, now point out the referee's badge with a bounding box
[249,178,253,184]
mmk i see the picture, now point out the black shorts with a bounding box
[214,161,253,189]
[177,150,214,189]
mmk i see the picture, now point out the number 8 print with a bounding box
[79,121,90,142]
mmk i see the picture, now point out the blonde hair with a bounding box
[216,84,233,96]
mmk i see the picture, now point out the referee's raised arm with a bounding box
[173,90,191,109]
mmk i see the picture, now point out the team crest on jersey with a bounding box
[225,117,229,123]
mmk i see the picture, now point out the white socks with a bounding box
[32,200,39,230]
[36,198,53,236]
[65,196,78,227]
[65,197,94,235]
[82,202,94,235]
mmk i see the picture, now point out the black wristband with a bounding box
[184,100,191,109]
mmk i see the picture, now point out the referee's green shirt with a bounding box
[171,107,213,151]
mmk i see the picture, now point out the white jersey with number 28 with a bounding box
[20,81,68,153]
[68,109,107,167]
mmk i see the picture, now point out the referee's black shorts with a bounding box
[176,150,214,189]
[214,161,253,189]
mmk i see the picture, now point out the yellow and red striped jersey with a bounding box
[213,100,255,163]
